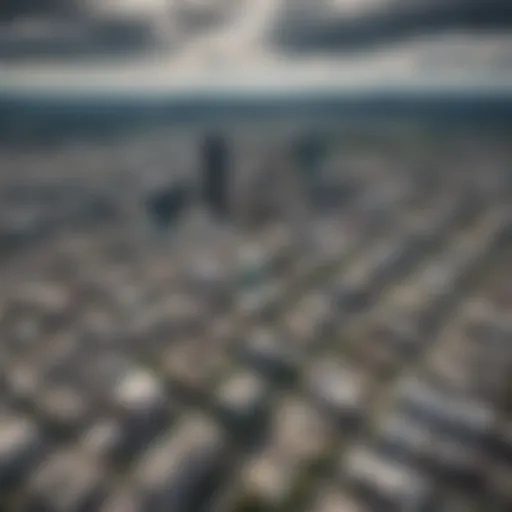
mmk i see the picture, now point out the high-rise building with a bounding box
[144,179,191,231]
[201,133,231,221]
[292,132,327,210]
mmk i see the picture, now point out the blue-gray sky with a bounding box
[0,0,511,94]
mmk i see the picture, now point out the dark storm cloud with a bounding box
[0,1,164,61]
[0,1,79,21]
[272,0,512,53]
[1,0,512,77]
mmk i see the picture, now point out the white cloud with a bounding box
[1,0,512,92]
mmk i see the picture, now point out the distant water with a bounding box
[1,88,512,145]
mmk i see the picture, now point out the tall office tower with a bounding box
[201,133,231,221]
[235,153,283,231]
[292,132,328,210]
[278,156,315,255]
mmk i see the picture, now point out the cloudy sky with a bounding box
[0,0,511,94]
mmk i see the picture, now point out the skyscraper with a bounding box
[201,133,231,221]
[292,132,327,210]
